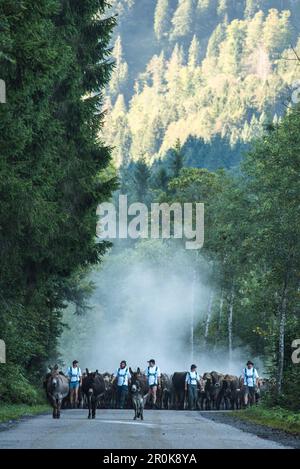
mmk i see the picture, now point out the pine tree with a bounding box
[105,94,132,166]
[154,0,171,41]
[188,35,201,68]
[169,139,184,177]
[0,0,117,378]
[217,0,227,18]
[146,52,166,93]
[109,35,129,97]
[171,0,194,40]
[244,0,260,18]
[165,43,184,91]
[263,9,292,53]
[133,158,151,203]
[207,23,226,57]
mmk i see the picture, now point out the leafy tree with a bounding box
[243,106,300,394]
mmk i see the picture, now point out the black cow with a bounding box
[172,372,187,410]
[82,369,105,419]
[217,374,240,410]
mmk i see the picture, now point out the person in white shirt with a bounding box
[144,359,161,409]
[242,360,259,406]
[66,360,82,408]
[185,364,201,410]
[114,360,131,409]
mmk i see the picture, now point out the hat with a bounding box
[191,364,197,370]
[72,360,79,365]
[246,360,254,366]
[148,359,155,364]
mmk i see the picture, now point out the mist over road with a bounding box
[0,410,290,449]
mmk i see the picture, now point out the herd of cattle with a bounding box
[45,366,270,419]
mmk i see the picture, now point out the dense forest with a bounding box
[0,0,299,413]
[0,1,117,403]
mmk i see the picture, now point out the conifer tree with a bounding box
[109,35,129,98]
[188,35,201,68]
[171,0,194,40]
[154,0,171,41]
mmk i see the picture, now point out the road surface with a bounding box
[0,409,291,449]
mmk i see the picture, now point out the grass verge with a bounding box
[0,403,50,423]
[231,405,300,435]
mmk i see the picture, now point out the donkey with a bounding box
[45,365,69,419]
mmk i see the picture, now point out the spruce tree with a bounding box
[154,0,171,41]
[171,0,194,40]
[0,0,117,378]
[169,139,184,178]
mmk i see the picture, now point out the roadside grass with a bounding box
[231,405,300,435]
[0,403,51,423]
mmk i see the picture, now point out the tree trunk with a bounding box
[217,288,224,341]
[228,284,235,363]
[277,275,289,395]
[204,290,214,345]
[190,269,197,363]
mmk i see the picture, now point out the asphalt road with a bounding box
[0,409,291,449]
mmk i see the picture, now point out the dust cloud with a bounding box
[59,239,265,377]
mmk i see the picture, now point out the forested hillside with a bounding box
[103,0,300,168]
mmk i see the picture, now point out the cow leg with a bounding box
[92,399,96,419]
[88,394,92,419]
[57,399,62,419]
[140,401,144,420]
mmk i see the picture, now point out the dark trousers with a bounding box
[117,385,128,409]
[188,385,198,410]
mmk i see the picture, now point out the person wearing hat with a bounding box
[185,364,201,410]
[144,359,161,409]
[66,360,82,408]
[114,360,131,409]
[243,360,259,407]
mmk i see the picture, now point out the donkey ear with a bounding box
[86,368,89,375]
[54,364,59,370]
[137,367,141,374]
[129,367,133,374]
[95,369,99,375]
